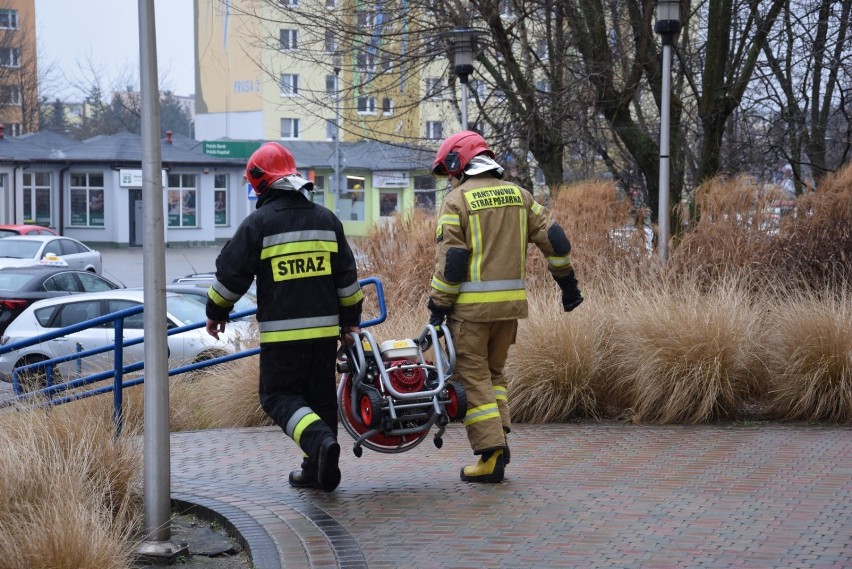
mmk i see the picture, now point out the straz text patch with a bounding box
[273,251,331,281]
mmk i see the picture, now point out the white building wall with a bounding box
[195,111,265,141]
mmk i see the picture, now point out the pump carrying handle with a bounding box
[357,276,386,328]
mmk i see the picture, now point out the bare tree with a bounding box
[754,0,852,190]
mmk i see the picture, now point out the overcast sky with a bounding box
[36,0,195,100]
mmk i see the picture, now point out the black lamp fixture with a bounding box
[655,0,682,44]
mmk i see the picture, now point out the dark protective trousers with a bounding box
[258,339,338,462]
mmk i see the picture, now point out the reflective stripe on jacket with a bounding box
[430,176,573,322]
[207,190,362,344]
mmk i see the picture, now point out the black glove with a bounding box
[427,299,452,329]
[555,271,584,312]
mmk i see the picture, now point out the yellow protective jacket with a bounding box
[430,175,574,322]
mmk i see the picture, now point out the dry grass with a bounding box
[609,275,771,424]
[0,406,141,569]
[506,284,615,422]
[766,288,852,423]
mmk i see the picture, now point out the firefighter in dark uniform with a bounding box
[205,142,363,492]
[429,131,583,483]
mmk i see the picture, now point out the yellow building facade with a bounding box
[194,0,463,236]
[0,0,37,135]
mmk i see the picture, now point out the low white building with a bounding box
[0,130,437,247]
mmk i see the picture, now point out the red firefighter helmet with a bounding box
[432,131,495,177]
[245,142,299,195]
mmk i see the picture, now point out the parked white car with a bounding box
[0,235,102,274]
[0,289,255,387]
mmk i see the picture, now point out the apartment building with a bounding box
[194,0,458,145]
[0,0,37,136]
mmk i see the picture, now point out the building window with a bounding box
[214,174,228,226]
[280,118,300,139]
[324,31,337,53]
[167,174,197,228]
[326,0,337,7]
[536,39,549,60]
[339,177,365,221]
[0,48,20,68]
[278,0,298,6]
[279,29,298,51]
[310,175,325,205]
[382,97,393,115]
[536,80,551,93]
[414,175,436,212]
[7,123,20,136]
[0,10,18,29]
[469,121,485,136]
[470,79,487,99]
[326,119,337,140]
[69,173,105,227]
[0,85,20,105]
[426,121,443,140]
[356,51,376,72]
[357,96,377,115]
[325,74,338,96]
[22,172,51,226]
[356,10,377,28]
[280,73,299,96]
[425,78,444,100]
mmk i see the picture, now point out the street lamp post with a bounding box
[445,28,477,131]
[332,52,342,217]
[655,0,681,263]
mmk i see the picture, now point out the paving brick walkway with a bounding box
[170,423,852,569]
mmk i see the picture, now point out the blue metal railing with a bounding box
[0,277,386,435]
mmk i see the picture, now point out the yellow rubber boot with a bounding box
[460,449,505,483]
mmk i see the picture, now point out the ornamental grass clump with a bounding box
[506,285,612,422]
[766,289,852,423]
[0,406,141,569]
[768,164,852,290]
[611,276,770,424]
[666,175,782,288]
[169,357,272,430]
[546,179,654,289]
[355,208,436,310]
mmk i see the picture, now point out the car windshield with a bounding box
[0,229,19,238]
[0,240,40,259]
[0,272,37,291]
[165,295,208,326]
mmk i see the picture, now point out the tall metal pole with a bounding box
[658,42,672,263]
[655,0,681,264]
[136,0,187,561]
[333,59,342,217]
[459,80,469,131]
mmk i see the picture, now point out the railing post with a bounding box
[113,317,125,437]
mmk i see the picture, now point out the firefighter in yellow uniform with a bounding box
[429,131,583,483]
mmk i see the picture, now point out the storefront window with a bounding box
[214,174,228,226]
[310,175,325,206]
[69,173,105,227]
[414,175,436,213]
[22,172,51,226]
[379,191,399,216]
[167,174,197,228]
[337,177,365,221]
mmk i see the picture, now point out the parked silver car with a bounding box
[0,289,255,388]
[0,235,102,274]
